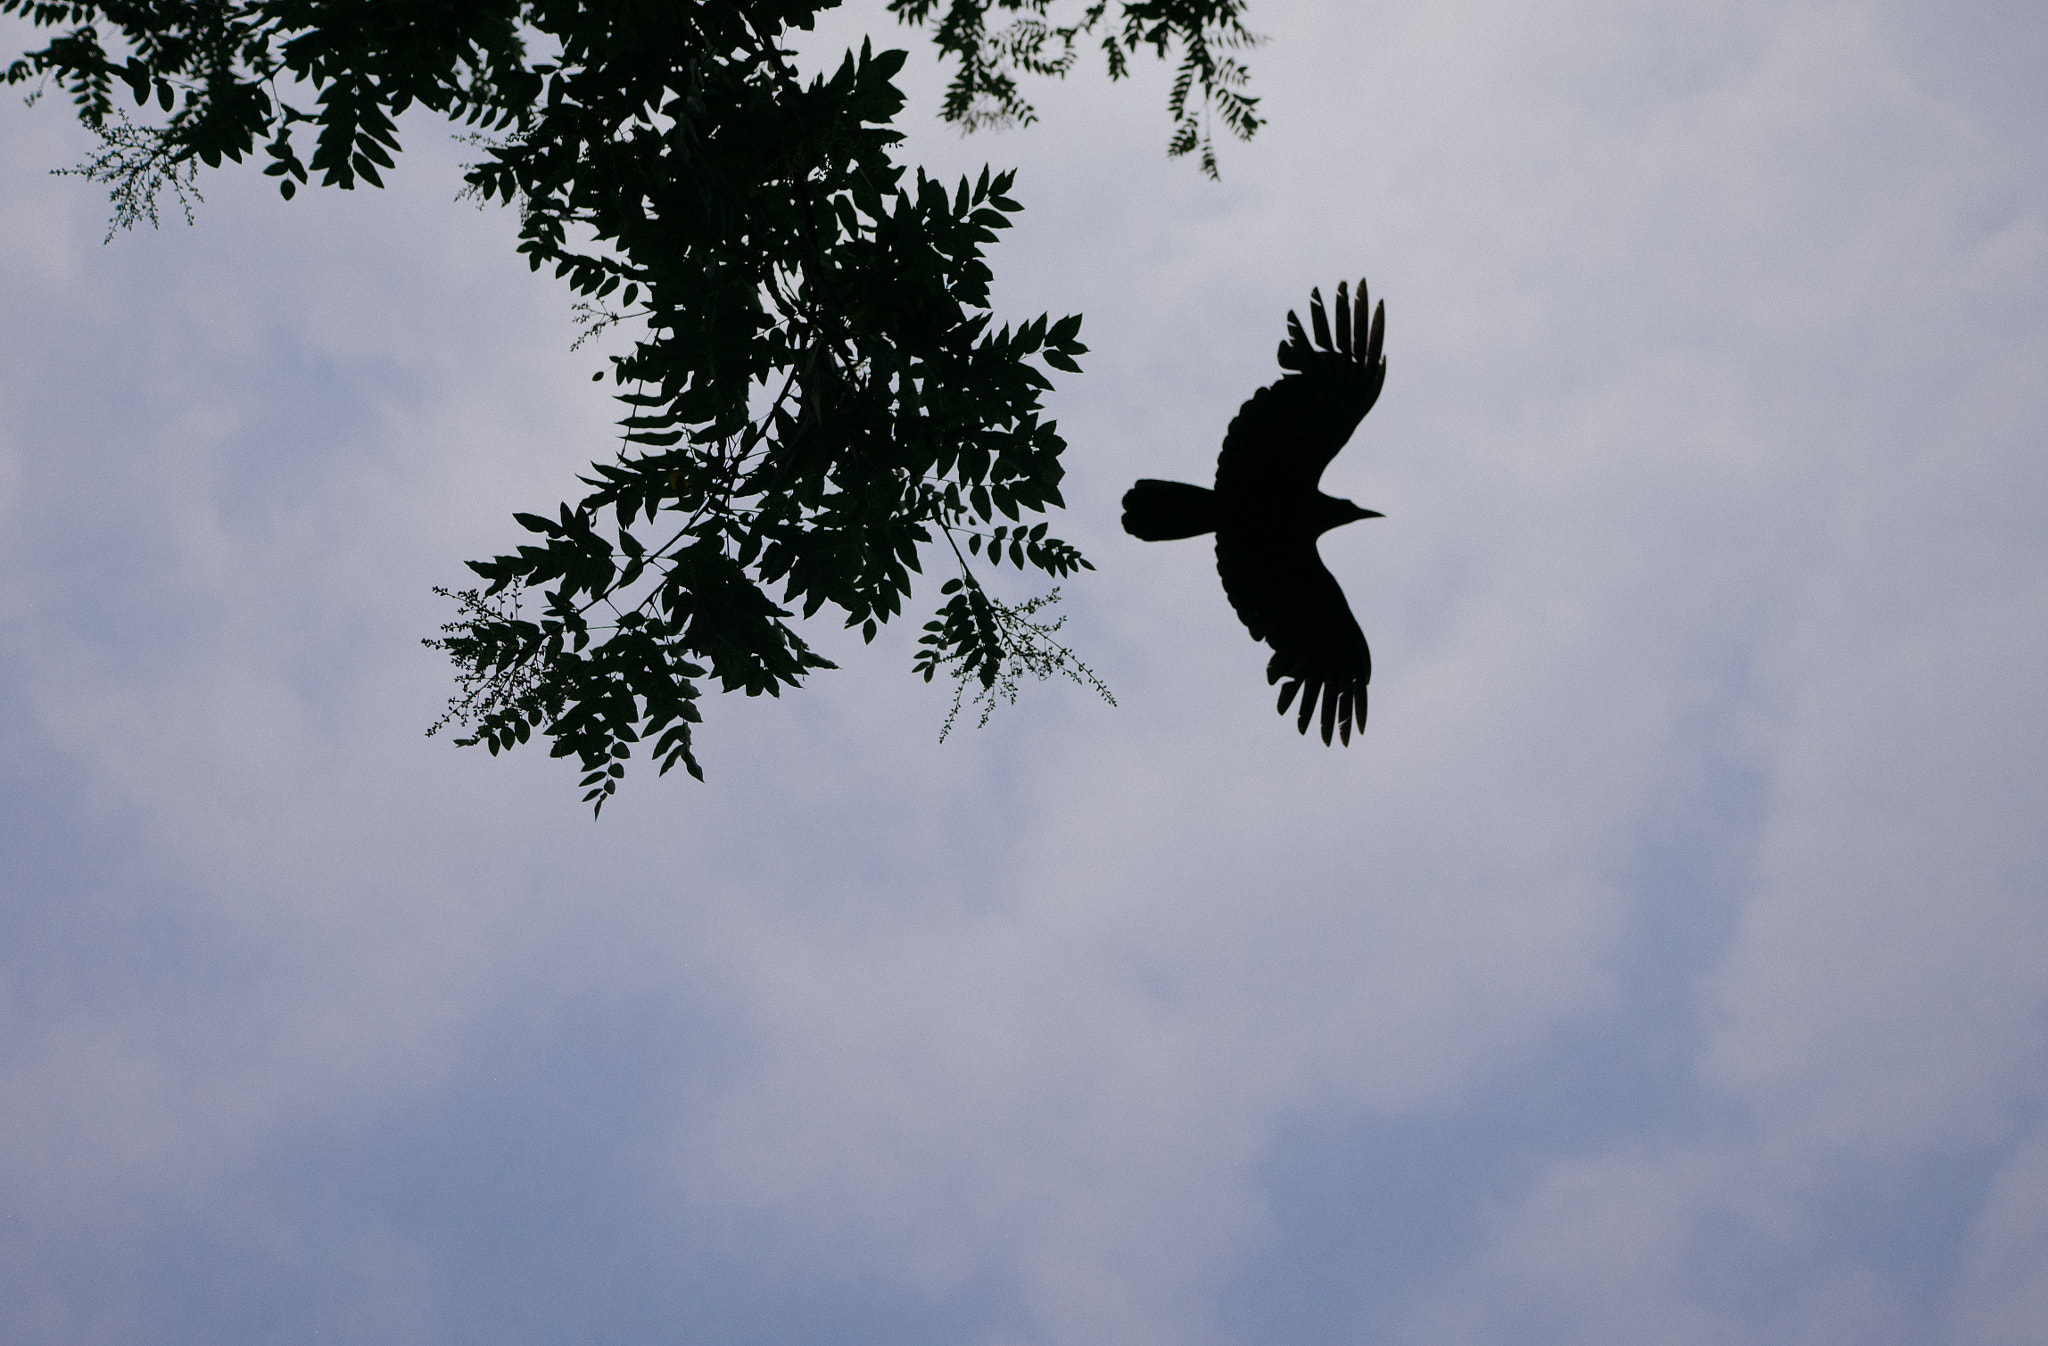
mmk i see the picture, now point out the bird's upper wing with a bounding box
[1215,280,1387,498]
[1215,531,1373,745]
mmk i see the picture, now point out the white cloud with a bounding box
[2,1,2044,1343]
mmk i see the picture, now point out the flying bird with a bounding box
[1122,280,1387,745]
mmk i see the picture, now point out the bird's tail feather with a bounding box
[1122,479,1218,541]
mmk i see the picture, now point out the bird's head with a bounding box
[1315,494,1384,535]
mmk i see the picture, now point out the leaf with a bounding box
[19,0,1149,803]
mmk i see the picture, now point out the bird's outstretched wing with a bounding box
[1215,533,1372,744]
[1215,280,1387,498]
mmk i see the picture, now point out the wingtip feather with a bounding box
[1295,678,1321,735]
[1281,310,1311,369]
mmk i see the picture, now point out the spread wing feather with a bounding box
[1215,533,1372,745]
[1216,280,1387,498]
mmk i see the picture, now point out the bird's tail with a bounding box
[1121,479,1219,541]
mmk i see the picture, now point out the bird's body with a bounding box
[1122,280,1387,744]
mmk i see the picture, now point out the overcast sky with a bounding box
[3,1,2045,1343]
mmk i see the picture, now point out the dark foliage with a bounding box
[887,0,1261,177]
[1121,280,1386,745]
[6,0,1260,810]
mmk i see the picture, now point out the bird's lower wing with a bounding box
[1216,534,1372,745]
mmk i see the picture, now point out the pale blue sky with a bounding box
[3,2,2046,1342]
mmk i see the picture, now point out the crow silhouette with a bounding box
[1122,280,1387,745]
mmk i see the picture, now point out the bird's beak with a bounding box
[1361,509,1385,519]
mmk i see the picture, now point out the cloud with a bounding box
[1,1,2044,1343]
